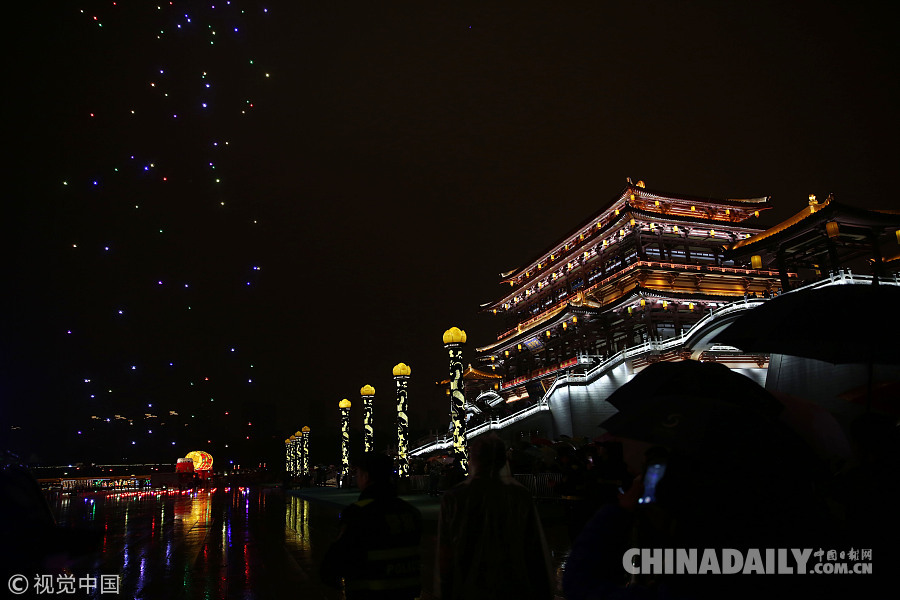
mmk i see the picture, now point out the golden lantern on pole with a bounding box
[339,399,352,482]
[360,385,375,453]
[301,426,310,477]
[291,434,301,476]
[285,437,294,477]
[751,255,762,269]
[443,327,468,474]
[393,362,411,478]
[825,221,840,238]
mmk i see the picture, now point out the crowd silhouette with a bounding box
[317,360,897,599]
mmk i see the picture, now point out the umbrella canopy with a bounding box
[715,283,900,365]
[529,436,554,447]
[600,360,784,453]
[837,380,900,416]
[773,392,853,462]
[599,361,835,562]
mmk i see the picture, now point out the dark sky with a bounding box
[4,1,898,467]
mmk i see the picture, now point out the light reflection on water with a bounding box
[282,493,345,600]
[45,488,343,599]
[138,555,148,593]
[285,495,312,553]
[49,489,220,598]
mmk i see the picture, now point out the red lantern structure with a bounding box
[185,450,213,471]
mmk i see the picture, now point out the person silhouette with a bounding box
[435,434,553,600]
[320,452,422,599]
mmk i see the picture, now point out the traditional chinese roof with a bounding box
[485,246,780,321]
[482,183,770,311]
[477,287,741,354]
[476,304,600,352]
[729,196,900,254]
[435,365,503,386]
[504,183,769,278]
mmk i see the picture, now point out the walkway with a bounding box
[287,486,569,600]
[46,485,568,599]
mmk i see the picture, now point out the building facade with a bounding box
[476,181,781,412]
[411,181,900,455]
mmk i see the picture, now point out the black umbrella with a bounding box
[715,283,900,365]
[598,361,835,566]
[716,283,900,411]
[599,360,783,453]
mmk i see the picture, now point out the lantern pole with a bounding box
[301,426,310,477]
[393,363,411,478]
[284,437,293,478]
[293,431,303,476]
[443,326,468,474]
[361,385,375,453]
[339,399,352,485]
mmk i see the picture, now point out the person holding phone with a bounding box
[562,361,832,600]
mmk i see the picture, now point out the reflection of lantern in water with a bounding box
[185,450,213,471]
[287,496,311,552]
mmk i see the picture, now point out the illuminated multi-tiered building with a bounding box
[414,180,792,441]
[407,180,899,458]
[478,180,784,395]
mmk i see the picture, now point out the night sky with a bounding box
[4,1,898,468]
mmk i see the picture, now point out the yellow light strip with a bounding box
[732,198,831,250]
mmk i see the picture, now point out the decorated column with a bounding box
[393,362,411,478]
[443,326,468,474]
[293,431,302,475]
[339,399,352,481]
[361,384,375,453]
[284,437,293,476]
[301,426,310,476]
